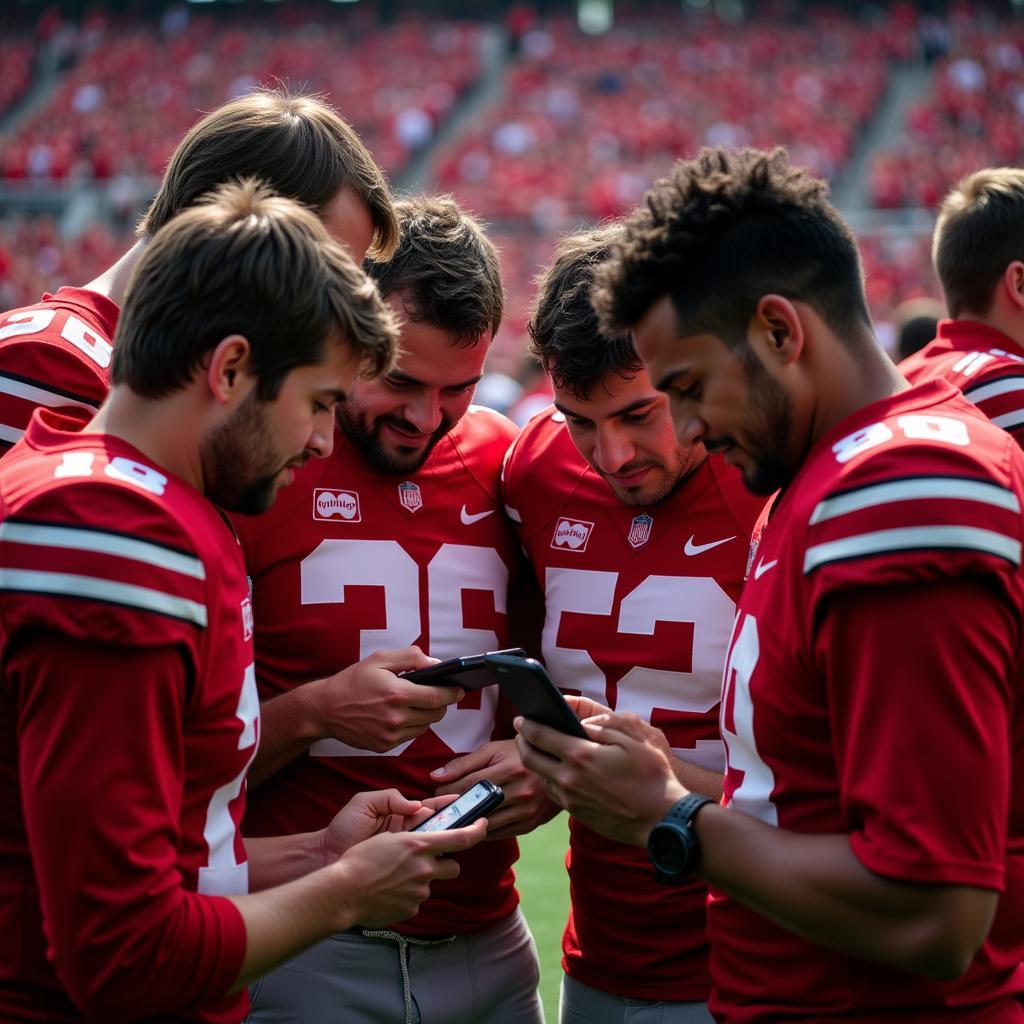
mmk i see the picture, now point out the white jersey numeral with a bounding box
[720,612,777,825]
[299,539,508,757]
[0,310,111,368]
[197,663,260,895]
[542,567,735,770]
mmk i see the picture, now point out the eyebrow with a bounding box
[386,369,483,390]
[553,396,659,419]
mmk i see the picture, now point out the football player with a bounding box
[0,182,486,1023]
[236,196,546,1024]
[518,148,1024,1022]
[901,168,1024,448]
[496,225,763,1024]
[0,87,396,455]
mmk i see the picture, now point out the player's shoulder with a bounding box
[1,432,223,647]
[502,406,590,526]
[796,381,1023,592]
[450,404,519,458]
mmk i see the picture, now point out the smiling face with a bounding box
[336,297,487,475]
[554,364,706,506]
[631,295,796,496]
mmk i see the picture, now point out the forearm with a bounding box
[248,682,325,785]
[695,804,993,978]
[670,756,723,801]
[245,832,325,891]
[227,863,356,989]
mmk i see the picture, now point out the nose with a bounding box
[674,411,706,449]
[593,424,635,474]
[403,391,443,434]
[307,412,335,459]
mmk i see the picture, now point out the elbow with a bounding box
[910,941,980,983]
[898,894,995,982]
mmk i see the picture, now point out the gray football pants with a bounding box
[560,975,714,1024]
[246,907,543,1024]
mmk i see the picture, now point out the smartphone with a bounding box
[399,648,527,689]
[485,654,588,739]
[411,780,504,833]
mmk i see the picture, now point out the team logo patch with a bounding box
[551,516,594,552]
[240,596,254,642]
[398,480,423,513]
[314,488,361,522]
[627,513,653,548]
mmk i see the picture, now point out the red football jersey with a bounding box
[0,410,254,1022]
[900,319,1024,449]
[0,288,117,452]
[234,406,522,936]
[502,408,765,1001]
[713,381,1024,1022]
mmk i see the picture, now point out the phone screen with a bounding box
[412,782,501,832]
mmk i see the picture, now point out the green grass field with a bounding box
[516,813,571,1023]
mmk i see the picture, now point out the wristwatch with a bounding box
[647,794,714,884]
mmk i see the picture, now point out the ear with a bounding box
[1002,261,1024,313]
[749,295,804,368]
[206,335,253,406]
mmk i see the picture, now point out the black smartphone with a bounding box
[485,654,588,739]
[399,648,527,689]
[411,780,504,832]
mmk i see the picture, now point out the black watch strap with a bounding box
[647,793,714,884]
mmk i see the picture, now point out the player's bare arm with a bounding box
[517,711,997,981]
[227,819,488,990]
[432,740,560,841]
[248,646,465,785]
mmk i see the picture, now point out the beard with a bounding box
[706,350,795,497]
[335,404,452,475]
[205,392,299,515]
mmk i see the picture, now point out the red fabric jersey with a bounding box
[0,288,117,452]
[502,408,765,1001]
[0,410,253,1023]
[234,406,522,936]
[900,319,1024,450]
[712,381,1024,1022]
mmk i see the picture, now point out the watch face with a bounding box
[649,824,689,874]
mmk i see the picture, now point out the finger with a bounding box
[420,818,488,854]
[400,682,465,711]
[376,646,438,672]
[429,744,494,783]
[418,793,460,813]
[515,717,580,759]
[514,733,562,778]
[433,769,488,797]
[564,694,613,718]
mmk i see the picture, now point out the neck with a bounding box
[805,327,907,448]
[956,305,1024,351]
[90,385,206,493]
[83,239,148,304]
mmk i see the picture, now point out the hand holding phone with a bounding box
[485,654,588,738]
[411,780,504,832]
[399,648,527,690]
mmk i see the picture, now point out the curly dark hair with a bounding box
[528,224,643,401]
[592,147,871,350]
[365,195,502,346]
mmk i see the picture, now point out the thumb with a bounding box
[361,788,423,817]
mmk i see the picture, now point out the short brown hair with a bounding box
[138,88,398,259]
[112,179,397,400]
[366,195,503,345]
[593,147,871,351]
[933,168,1024,318]
[529,224,642,401]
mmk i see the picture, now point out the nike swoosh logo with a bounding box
[684,535,736,556]
[460,505,495,525]
[753,558,778,580]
